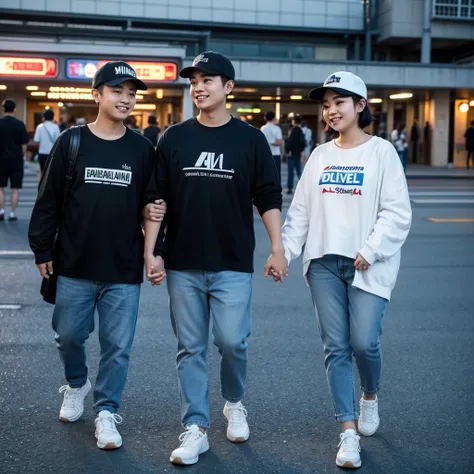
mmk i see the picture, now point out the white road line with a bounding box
[411,199,474,204]
[409,191,474,196]
[0,250,34,256]
[0,304,21,310]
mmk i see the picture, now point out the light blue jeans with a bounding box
[307,255,387,422]
[166,270,253,429]
[52,276,140,413]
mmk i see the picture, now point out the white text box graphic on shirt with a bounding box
[84,167,132,187]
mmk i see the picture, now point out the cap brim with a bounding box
[179,65,227,79]
[104,77,148,91]
[308,86,353,101]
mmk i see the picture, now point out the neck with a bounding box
[4,112,14,117]
[336,125,368,148]
[197,107,231,127]
[91,112,126,138]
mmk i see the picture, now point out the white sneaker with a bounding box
[170,425,209,465]
[58,379,91,422]
[336,429,361,469]
[223,401,250,443]
[358,397,380,436]
[94,410,123,450]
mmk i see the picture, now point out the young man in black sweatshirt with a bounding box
[28,61,165,450]
[143,51,287,465]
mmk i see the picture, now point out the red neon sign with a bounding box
[0,57,57,77]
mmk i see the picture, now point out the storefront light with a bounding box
[135,104,156,111]
[0,85,6,90]
[47,92,91,100]
[227,95,234,100]
[389,93,413,100]
[290,95,303,100]
[26,85,39,91]
[369,98,383,104]
[470,100,474,107]
[459,103,469,113]
[226,103,232,109]
[49,87,92,93]
[252,108,261,113]
[156,89,164,99]
[58,102,64,107]
[136,94,144,100]
[31,91,46,96]
[261,96,273,100]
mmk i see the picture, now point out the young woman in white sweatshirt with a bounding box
[278,72,412,469]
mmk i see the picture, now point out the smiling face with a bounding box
[189,70,233,112]
[92,81,137,122]
[321,89,366,134]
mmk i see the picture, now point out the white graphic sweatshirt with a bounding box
[282,136,412,300]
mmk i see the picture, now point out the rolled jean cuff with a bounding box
[335,412,359,423]
[222,393,244,403]
[184,420,210,430]
[360,384,380,395]
[95,406,118,414]
[68,379,88,389]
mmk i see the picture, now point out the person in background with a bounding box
[391,123,408,171]
[285,114,306,194]
[58,117,67,133]
[0,98,29,222]
[261,111,283,180]
[464,120,474,169]
[143,115,161,147]
[33,109,61,179]
[410,120,419,164]
[301,120,313,161]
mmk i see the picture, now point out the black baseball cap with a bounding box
[179,51,235,81]
[92,61,147,91]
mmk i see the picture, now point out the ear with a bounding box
[356,99,367,113]
[225,80,235,95]
[91,89,100,105]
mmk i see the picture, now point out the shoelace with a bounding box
[178,428,203,447]
[227,404,248,426]
[360,401,377,421]
[59,385,81,409]
[97,413,123,433]
[338,432,361,453]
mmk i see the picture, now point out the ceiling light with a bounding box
[156,89,164,99]
[0,85,6,90]
[31,91,47,96]
[290,95,303,100]
[26,85,38,91]
[470,100,474,107]
[135,104,157,110]
[58,102,64,107]
[459,103,469,113]
[227,95,234,99]
[389,93,413,100]
[369,98,383,104]
[226,103,232,109]
[136,94,144,100]
[260,96,273,101]
[252,108,261,113]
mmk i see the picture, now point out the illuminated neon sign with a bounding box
[0,57,57,77]
[66,59,177,81]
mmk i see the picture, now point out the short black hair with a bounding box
[322,93,372,132]
[43,109,54,121]
[2,99,16,113]
[265,111,276,121]
[293,115,302,125]
[148,115,157,125]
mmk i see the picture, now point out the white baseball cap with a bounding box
[308,71,367,101]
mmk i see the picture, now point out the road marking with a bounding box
[411,199,474,204]
[428,218,474,223]
[410,191,474,196]
[0,250,34,256]
[0,304,21,310]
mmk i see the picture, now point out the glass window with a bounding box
[232,43,260,57]
[433,0,474,19]
[261,43,291,58]
[292,46,314,60]
[208,40,233,56]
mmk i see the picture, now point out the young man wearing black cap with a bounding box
[143,51,286,465]
[0,98,29,221]
[29,61,166,450]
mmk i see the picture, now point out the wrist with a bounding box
[271,246,285,255]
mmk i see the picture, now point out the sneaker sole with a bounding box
[227,432,250,443]
[96,440,122,450]
[336,459,362,469]
[170,445,209,465]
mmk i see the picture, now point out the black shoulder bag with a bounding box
[40,126,81,304]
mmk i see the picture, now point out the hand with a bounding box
[264,250,288,283]
[354,252,370,271]
[37,261,53,279]
[145,255,166,285]
[143,200,167,222]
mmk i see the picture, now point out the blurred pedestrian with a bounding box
[410,120,419,163]
[391,123,408,171]
[0,98,29,221]
[28,61,166,451]
[301,120,313,161]
[261,110,283,179]
[464,120,474,169]
[272,71,411,469]
[285,114,306,193]
[33,109,60,179]
[143,51,284,466]
[143,115,161,147]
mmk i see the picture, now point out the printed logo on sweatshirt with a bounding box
[320,165,364,196]
[84,167,132,187]
[183,152,234,180]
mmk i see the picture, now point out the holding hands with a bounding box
[264,249,288,283]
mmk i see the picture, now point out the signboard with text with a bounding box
[0,57,57,77]
[66,59,177,82]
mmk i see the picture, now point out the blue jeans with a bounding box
[307,255,387,422]
[166,270,253,429]
[397,149,407,171]
[287,155,302,192]
[52,276,140,413]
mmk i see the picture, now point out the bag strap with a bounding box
[43,122,56,145]
[59,125,81,221]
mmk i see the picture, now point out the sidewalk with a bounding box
[406,165,474,180]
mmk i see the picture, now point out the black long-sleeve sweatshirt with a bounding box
[28,126,155,284]
[145,117,282,273]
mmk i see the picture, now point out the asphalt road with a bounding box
[0,165,473,473]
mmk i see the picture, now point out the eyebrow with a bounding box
[189,74,217,80]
